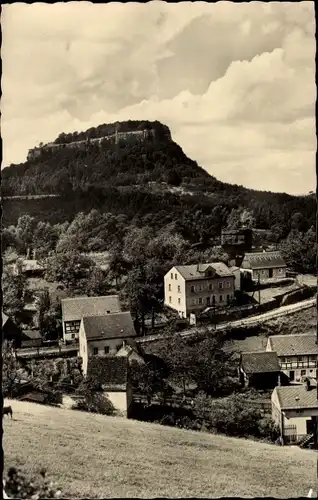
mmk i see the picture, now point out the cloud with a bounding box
[1,1,315,194]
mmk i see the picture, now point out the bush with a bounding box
[4,467,61,499]
[73,390,116,416]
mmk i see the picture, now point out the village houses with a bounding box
[271,379,318,445]
[61,295,121,342]
[79,311,138,376]
[240,250,287,281]
[164,262,236,318]
[266,334,317,384]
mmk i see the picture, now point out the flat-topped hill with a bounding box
[3,399,316,498]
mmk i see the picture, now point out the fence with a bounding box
[284,425,297,444]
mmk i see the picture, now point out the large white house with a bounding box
[266,334,317,384]
[164,262,235,318]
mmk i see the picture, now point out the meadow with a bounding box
[3,399,317,498]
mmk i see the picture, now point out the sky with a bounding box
[2,1,316,194]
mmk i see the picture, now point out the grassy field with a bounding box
[3,400,317,498]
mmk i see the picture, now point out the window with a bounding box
[107,310,110,314]
[65,320,81,333]
[104,346,110,354]
[171,273,173,279]
[177,285,181,293]
[178,298,181,304]
[71,334,75,339]
[218,282,223,289]
[298,356,304,362]
[309,355,317,361]
[168,284,171,291]
[281,357,286,363]
[175,274,178,280]
[169,296,172,303]
[226,294,230,303]
[191,285,194,293]
[301,370,306,376]
[198,298,203,304]
[220,295,223,302]
[209,283,213,291]
[116,344,122,351]
[226,281,231,288]
[93,347,98,355]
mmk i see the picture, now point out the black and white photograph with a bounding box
[1,1,317,498]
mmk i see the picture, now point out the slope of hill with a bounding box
[2,120,316,232]
[3,400,317,498]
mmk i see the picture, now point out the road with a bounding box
[15,298,316,355]
[137,297,316,344]
[16,344,78,358]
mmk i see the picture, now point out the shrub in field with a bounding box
[3,467,61,499]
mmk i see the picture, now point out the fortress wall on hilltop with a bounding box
[27,129,156,161]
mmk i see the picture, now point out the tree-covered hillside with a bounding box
[2,120,316,238]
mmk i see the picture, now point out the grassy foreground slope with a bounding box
[3,400,316,499]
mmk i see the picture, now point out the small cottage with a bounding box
[240,251,287,281]
[86,356,132,417]
[239,351,281,389]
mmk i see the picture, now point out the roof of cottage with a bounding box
[267,334,317,357]
[274,384,318,410]
[21,330,42,340]
[82,312,136,341]
[241,251,286,270]
[61,295,121,322]
[86,356,128,391]
[174,262,234,281]
[241,351,280,374]
[2,312,9,326]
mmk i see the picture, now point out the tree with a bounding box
[130,360,168,403]
[279,228,316,274]
[2,341,24,398]
[74,375,115,415]
[45,251,96,293]
[32,221,58,258]
[15,215,38,256]
[167,169,182,186]
[107,250,131,288]
[2,266,27,322]
[86,268,112,296]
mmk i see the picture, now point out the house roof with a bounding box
[82,312,136,341]
[241,251,286,270]
[274,385,318,410]
[2,312,9,326]
[174,262,234,281]
[21,330,42,340]
[86,356,128,390]
[116,344,145,364]
[241,351,280,374]
[267,334,317,357]
[61,295,121,322]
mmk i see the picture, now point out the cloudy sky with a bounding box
[2,1,316,194]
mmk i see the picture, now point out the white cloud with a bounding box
[1,1,315,194]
